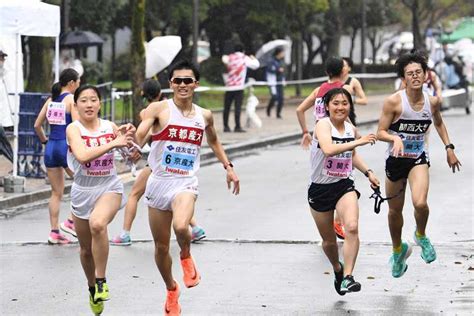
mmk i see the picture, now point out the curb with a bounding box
[0,119,379,216]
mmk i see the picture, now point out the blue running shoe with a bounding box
[414,231,437,263]
[390,242,412,278]
[191,226,206,242]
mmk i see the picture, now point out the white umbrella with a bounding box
[145,36,182,78]
[255,39,290,68]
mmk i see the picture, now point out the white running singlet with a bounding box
[387,90,432,159]
[67,119,118,187]
[148,99,205,178]
[310,118,355,184]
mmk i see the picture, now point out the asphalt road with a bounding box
[1,110,472,315]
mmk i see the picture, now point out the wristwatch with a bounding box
[445,144,455,150]
[223,161,234,170]
[364,169,373,177]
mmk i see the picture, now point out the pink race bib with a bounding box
[82,153,114,177]
[314,98,326,120]
[322,157,352,178]
[46,102,66,125]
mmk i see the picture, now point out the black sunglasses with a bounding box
[171,77,196,85]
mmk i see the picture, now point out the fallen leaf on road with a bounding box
[468,267,474,271]
[132,275,139,278]
[384,289,389,292]
[454,261,462,264]
[367,276,375,279]
[324,271,330,275]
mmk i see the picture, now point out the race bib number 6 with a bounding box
[162,151,195,171]
[82,153,114,177]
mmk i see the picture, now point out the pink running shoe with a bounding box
[60,220,77,237]
[48,231,70,244]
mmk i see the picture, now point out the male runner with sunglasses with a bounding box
[136,60,240,315]
[377,52,461,278]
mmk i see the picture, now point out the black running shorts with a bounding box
[385,151,430,182]
[308,178,360,212]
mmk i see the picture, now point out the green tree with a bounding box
[26,37,54,92]
[401,0,474,49]
[340,0,362,60]
[130,0,146,126]
[145,0,213,59]
[366,0,400,63]
[69,0,118,35]
[283,0,328,89]
[26,0,60,92]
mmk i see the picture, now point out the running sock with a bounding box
[89,286,95,297]
[393,244,402,254]
[415,230,425,238]
[120,230,130,239]
[96,278,106,285]
[51,229,60,234]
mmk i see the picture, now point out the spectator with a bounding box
[222,43,260,133]
[266,47,286,119]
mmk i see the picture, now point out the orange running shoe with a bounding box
[180,256,201,288]
[164,280,180,316]
[334,221,345,240]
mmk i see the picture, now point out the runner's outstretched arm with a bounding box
[316,120,376,157]
[203,109,240,195]
[352,78,368,105]
[376,95,404,157]
[135,101,164,147]
[296,87,318,149]
[430,97,461,172]
[352,149,380,187]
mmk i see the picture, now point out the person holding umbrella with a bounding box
[266,47,286,118]
[222,43,260,133]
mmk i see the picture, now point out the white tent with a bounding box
[0,0,61,177]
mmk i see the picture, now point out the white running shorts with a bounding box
[144,174,199,211]
[70,176,126,219]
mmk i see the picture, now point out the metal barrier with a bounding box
[96,82,113,121]
[17,92,49,178]
[110,88,133,125]
[98,82,133,125]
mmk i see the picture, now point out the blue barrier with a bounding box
[18,92,49,178]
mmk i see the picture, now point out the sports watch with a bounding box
[445,144,455,150]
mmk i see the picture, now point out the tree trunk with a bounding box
[349,27,358,60]
[325,0,342,58]
[411,0,425,50]
[26,37,53,92]
[110,31,116,82]
[130,0,146,126]
[294,33,303,97]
